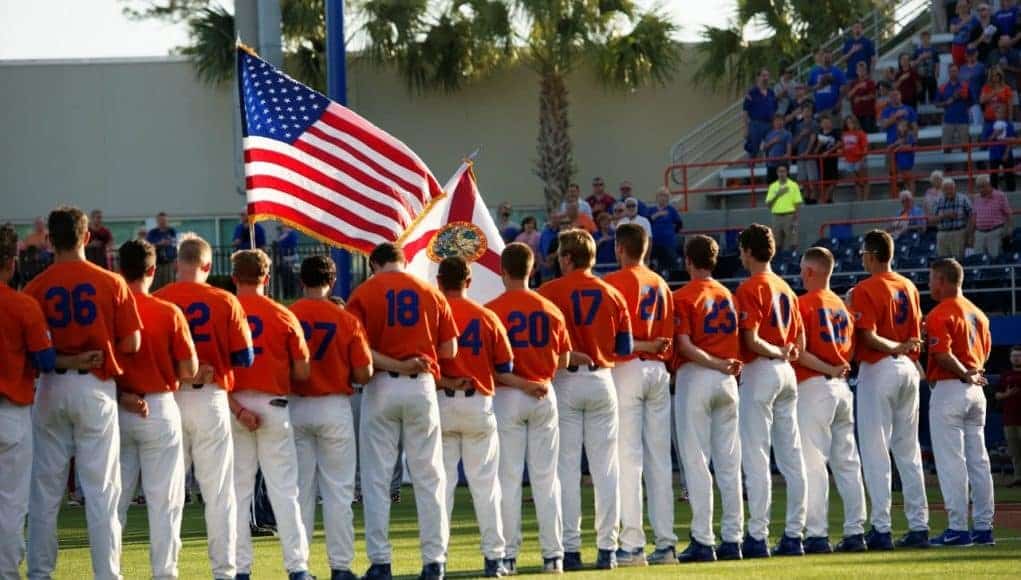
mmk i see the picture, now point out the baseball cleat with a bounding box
[896,530,931,549]
[562,552,583,572]
[741,535,770,559]
[542,557,564,574]
[930,529,973,547]
[362,563,393,580]
[331,569,358,580]
[484,558,508,577]
[834,534,868,552]
[288,572,312,580]
[677,539,716,563]
[614,548,647,567]
[803,536,833,554]
[391,491,402,504]
[418,562,445,580]
[772,535,805,556]
[235,575,250,580]
[971,529,996,546]
[595,549,617,570]
[716,542,743,560]
[502,557,517,575]
[864,527,893,551]
[646,546,677,565]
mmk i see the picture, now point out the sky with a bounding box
[0,0,737,61]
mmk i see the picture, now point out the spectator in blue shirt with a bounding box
[762,113,793,184]
[808,48,846,116]
[232,213,267,250]
[879,89,918,146]
[495,201,521,243]
[912,30,939,103]
[743,68,778,156]
[996,0,1021,40]
[950,1,978,66]
[961,47,988,123]
[275,225,300,298]
[987,34,1021,90]
[891,119,918,193]
[843,21,876,80]
[146,211,177,288]
[939,63,974,150]
[647,188,683,275]
[593,212,617,272]
[981,104,1018,191]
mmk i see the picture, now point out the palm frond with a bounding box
[595,13,680,89]
[179,5,236,85]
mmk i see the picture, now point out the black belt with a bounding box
[191,383,205,389]
[939,226,965,232]
[977,226,1004,232]
[269,398,288,408]
[387,371,419,379]
[566,364,603,373]
[443,388,476,397]
[54,369,89,376]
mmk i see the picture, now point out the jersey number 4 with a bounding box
[45,284,97,328]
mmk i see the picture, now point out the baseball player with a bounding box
[671,234,744,562]
[924,258,995,547]
[733,223,807,558]
[602,224,676,566]
[849,230,930,550]
[114,240,198,579]
[24,206,143,580]
[228,249,312,580]
[486,242,571,575]
[538,229,633,571]
[794,247,867,554]
[435,256,514,578]
[346,242,458,580]
[288,256,372,580]
[0,225,56,579]
[155,234,253,580]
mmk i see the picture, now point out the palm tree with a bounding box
[124,0,681,213]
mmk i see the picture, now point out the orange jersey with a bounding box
[289,298,372,397]
[24,260,142,381]
[735,272,803,363]
[234,294,309,396]
[849,272,922,364]
[924,296,991,383]
[155,281,254,391]
[604,265,675,363]
[0,284,54,405]
[795,289,855,383]
[346,271,458,380]
[486,288,572,384]
[440,297,514,396]
[117,291,196,395]
[671,278,740,370]
[538,269,632,368]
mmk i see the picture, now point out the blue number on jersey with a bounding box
[570,289,602,326]
[507,310,551,348]
[703,298,737,335]
[770,293,792,329]
[639,286,665,321]
[460,318,483,355]
[247,315,264,355]
[894,290,910,325]
[385,289,420,327]
[301,320,337,361]
[818,307,850,344]
[45,284,97,328]
[186,302,211,343]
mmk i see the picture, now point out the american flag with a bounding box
[237,48,444,253]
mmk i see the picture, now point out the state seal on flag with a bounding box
[427,221,488,264]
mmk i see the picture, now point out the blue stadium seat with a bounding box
[963,253,991,267]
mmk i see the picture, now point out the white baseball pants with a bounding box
[175,386,237,579]
[28,373,122,580]
[360,373,447,565]
[290,394,357,571]
[117,392,185,580]
[0,399,31,580]
[796,377,866,539]
[493,386,564,560]
[555,367,620,552]
[350,389,405,497]
[856,356,929,533]
[439,392,506,560]
[739,357,807,541]
[611,359,676,551]
[675,364,744,545]
[929,380,995,531]
[231,391,309,575]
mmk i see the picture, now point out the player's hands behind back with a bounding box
[895,338,924,355]
[62,350,104,370]
[118,392,149,418]
[522,380,550,399]
[964,369,988,386]
[717,358,743,376]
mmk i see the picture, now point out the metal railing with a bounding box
[819,208,1021,239]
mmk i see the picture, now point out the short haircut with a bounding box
[931,257,964,287]
[300,255,336,288]
[369,242,404,268]
[231,249,271,285]
[685,234,718,271]
[501,242,534,280]
[0,225,17,263]
[437,256,470,291]
[48,206,89,252]
[557,229,596,269]
[862,229,894,263]
[615,223,648,260]
[119,240,156,282]
[1011,344,1021,353]
[177,233,212,265]
[802,247,835,275]
[739,224,775,263]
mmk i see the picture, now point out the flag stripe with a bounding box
[246,188,390,247]
[248,200,379,254]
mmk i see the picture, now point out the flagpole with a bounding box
[325,0,352,299]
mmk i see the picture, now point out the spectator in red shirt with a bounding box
[848,61,878,133]
[995,346,1021,487]
[842,115,871,200]
[587,176,616,218]
[895,52,921,109]
[87,209,114,268]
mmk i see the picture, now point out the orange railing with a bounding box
[665,139,1021,212]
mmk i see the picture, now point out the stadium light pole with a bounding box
[326,0,353,298]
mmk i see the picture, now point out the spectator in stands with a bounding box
[809,47,846,117]
[924,170,947,228]
[762,113,793,183]
[880,89,918,149]
[892,119,918,194]
[842,115,871,200]
[743,68,778,157]
[913,31,939,104]
[994,345,1021,487]
[86,209,113,268]
[617,180,648,215]
[982,104,1018,191]
[786,84,813,129]
[888,189,927,240]
[986,35,1021,91]
[587,177,616,218]
[765,164,803,250]
[995,0,1021,43]
[647,187,683,274]
[843,21,876,80]
[931,179,973,258]
[793,100,819,201]
[895,52,921,109]
[275,225,300,298]
[981,66,1015,128]
[146,211,177,288]
[972,3,999,63]
[774,66,798,119]
[514,216,541,255]
[560,183,593,216]
[950,1,977,66]
[849,61,878,133]
[565,199,597,233]
[971,174,1014,257]
[594,212,617,266]
[961,47,989,123]
[617,197,652,238]
[540,213,571,280]
[20,217,50,254]
[939,63,974,149]
[135,227,147,242]
[232,213,267,250]
[611,201,626,226]
[814,114,842,204]
[496,201,521,243]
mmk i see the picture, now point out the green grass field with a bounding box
[43,479,1021,578]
